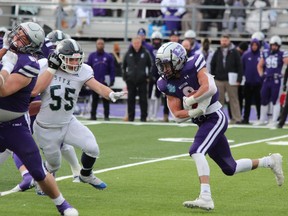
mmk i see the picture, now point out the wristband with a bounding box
[47,68,56,75]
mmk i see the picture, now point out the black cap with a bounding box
[170,30,180,36]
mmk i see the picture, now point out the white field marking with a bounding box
[129,157,192,161]
[0,186,21,197]
[55,134,288,182]
[267,141,288,146]
[158,138,235,143]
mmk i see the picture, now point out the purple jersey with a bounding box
[157,54,219,106]
[242,49,261,85]
[0,53,39,113]
[261,49,288,78]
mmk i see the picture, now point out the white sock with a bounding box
[53,193,65,206]
[235,159,253,173]
[21,170,29,177]
[258,156,272,168]
[200,183,211,195]
[61,145,81,176]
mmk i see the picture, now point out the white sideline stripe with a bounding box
[55,134,288,182]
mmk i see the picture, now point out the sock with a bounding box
[13,153,24,170]
[258,156,272,168]
[235,159,253,173]
[21,170,29,177]
[200,183,211,195]
[61,145,81,176]
[53,193,65,206]
[81,153,96,176]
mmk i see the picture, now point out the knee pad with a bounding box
[45,160,61,173]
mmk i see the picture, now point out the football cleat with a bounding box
[56,200,79,216]
[183,195,214,211]
[269,153,284,186]
[72,176,80,183]
[79,173,107,190]
[34,181,46,196]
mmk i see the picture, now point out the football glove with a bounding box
[47,53,61,74]
[2,51,18,74]
[2,31,10,49]
[109,91,127,102]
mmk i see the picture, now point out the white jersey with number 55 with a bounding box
[36,64,93,127]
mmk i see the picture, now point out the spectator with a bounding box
[122,37,153,122]
[92,0,107,16]
[251,31,270,49]
[137,28,154,57]
[241,38,261,124]
[86,38,115,120]
[138,0,162,18]
[255,35,288,127]
[161,0,186,31]
[74,0,92,36]
[245,0,271,34]
[227,0,249,37]
[195,38,214,73]
[110,0,123,17]
[235,41,249,117]
[111,42,122,77]
[210,34,243,124]
[183,29,201,56]
[148,31,163,121]
[200,0,226,37]
[181,0,202,32]
[169,29,181,43]
[182,39,193,57]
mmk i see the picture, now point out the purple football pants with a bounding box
[189,110,237,176]
[0,115,46,181]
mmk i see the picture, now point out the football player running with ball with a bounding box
[155,42,284,211]
[32,39,125,190]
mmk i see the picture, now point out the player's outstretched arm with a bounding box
[85,78,126,102]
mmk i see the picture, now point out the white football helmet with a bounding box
[8,22,45,54]
[155,42,187,79]
[47,30,70,47]
[55,39,84,74]
[251,31,265,41]
[184,30,196,39]
[151,31,163,40]
[269,35,282,46]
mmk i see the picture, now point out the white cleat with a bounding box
[183,195,214,211]
[270,153,284,186]
[72,176,81,183]
[63,208,79,216]
[79,173,107,190]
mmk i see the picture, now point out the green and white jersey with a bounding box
[36,64,93,127]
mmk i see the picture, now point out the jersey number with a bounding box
[49,85,76,111]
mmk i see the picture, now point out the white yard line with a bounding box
[55,134,288,182]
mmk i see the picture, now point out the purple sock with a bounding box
[13,153,24,170]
